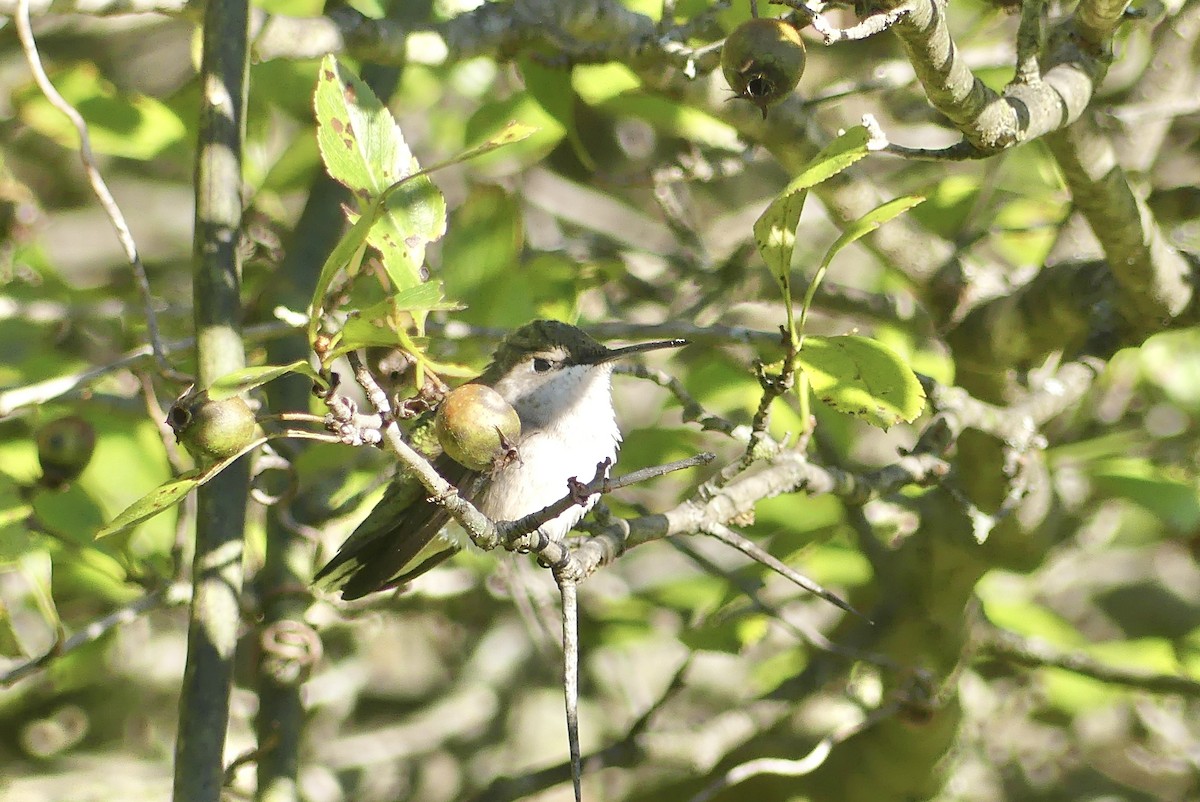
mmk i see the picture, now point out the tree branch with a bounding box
[14,0,181,381]
[173,0,252,799]
[1044,117,1196,332]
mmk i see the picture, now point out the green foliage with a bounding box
[95,437,266,539]
[314,55,447,292]
[14,64,187,159]
[4,4,1200,802]
[799,335,926,428]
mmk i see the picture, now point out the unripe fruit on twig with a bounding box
[36,415,96,488]
[435,384,521,472]
[169,394,257,462]
[721,17,807,118]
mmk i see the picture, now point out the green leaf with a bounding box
[335,283,463,354]
[307,112,535,346]
[95,437,267,539]
[15,64,187,160]
[31,484,107,547]
[518,58,596,171]
[314,55,447,289]
[308,206,376,345]
[206,361,324,401]
[798,335,926,429]
[819,195,926,273]
[787,126,872,190]
[753,187,808,285]
[464,96,564,171]
[440,185,524,298]
[434,119,539,169]
[753,126,873,282]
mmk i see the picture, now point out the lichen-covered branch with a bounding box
[882,0,1108,153]
[1045,119,1196,331]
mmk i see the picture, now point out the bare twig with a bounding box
[669,538,900,667]
[686,701,901,802]
[500,453,718,554]
[0,320,291,417]
[556,575,584,802]
[702,522,865,618]
[861,113,986,161]
[13,0,181,382]
[1012,0,1046,84]
[774,0,916,43]
[614,362,748,439]
[1,586,186,686]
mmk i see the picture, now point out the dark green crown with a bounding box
[489,320,608,369]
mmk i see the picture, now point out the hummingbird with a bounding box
[316,320,688,600]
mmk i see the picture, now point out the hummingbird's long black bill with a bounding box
[594,338,689,364]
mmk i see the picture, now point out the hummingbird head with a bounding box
[483,320,687,429]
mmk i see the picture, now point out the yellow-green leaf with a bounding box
[799,335,926,429]
[314,55,446,290]
[96,438,266,539]
[819,195,925,273]
[753,126,873,283]
[206,362,324,401]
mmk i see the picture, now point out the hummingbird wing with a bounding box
[314,453,484,600]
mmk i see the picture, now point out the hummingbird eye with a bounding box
[532,357,553,373]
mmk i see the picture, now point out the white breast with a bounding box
[479,364,620,541]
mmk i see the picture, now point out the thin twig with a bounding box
[1,586,185,686]
[614,362,748,439]
[702,522,865,618]
[0,320,291,417]
[556,575,584,802]
[498,453,717,551]
[686,701,901,802]
[13,0,182,382]
[1012,0,1045,85]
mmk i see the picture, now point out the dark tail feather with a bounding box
[315,455,479,599]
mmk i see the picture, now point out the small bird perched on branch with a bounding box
[316,319,688,599]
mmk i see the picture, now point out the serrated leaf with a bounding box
[753,126,872,282]
[799,335,925,429]
[307,113,536,346]
[786,126,872,192]
[314,55,446,289]
[819,195,925,272]
[206,361,324,401]
[95,437,267,539]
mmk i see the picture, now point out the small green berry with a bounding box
[36,415,96,488]
[721,17,807,118]
[434,384,521,472]
[169,394,257,462]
